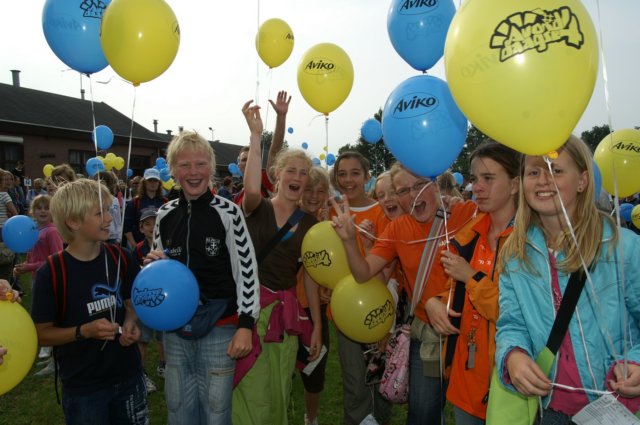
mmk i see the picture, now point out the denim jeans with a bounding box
[62,372,148,425]
[163,325,236,425]
[453,406,485,425]
[407,338,447,425]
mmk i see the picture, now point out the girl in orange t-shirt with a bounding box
[330,152,392,425]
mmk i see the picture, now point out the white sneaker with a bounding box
[38,346,52,359]
[144,374,157,393]
[304,414,318,425]
[34,359,55,377]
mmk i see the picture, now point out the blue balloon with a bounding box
[156,157,167,169]
[287,127,294,134]
[361,119,383,144]
[312,158,321,167]
[382,75,467,178]
[620,203,634,222]
[127,168,134,178]
[387,0,456,71]
[2,216,39,253]
[364,176,377,194]
[93,125,113,150]
[86,157,105,177]
[452,172,463,186]
[42,0,111,74]
[301,142,309,150]
[326,153,336,166]
[592,160,602,200]
[159,167,171,182]
[132,259,199,331]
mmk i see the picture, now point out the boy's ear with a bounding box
[65,218,81,232]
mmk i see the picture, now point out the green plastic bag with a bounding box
[486,347,555,425]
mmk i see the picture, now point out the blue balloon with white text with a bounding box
[382,75,467,178]
[42,0,111,74]
[132,259,199,331]
[387,0,456,71]
[361,119,383,144]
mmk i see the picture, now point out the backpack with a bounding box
[46,242,128,404]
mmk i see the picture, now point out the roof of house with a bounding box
[0,82,244,165]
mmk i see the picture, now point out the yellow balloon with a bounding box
[114,157,125,171]
[162,178,175,191]
[256,18,294,69]
[301,221,350,289]
[0,301,38,395]
[42,164,54,177]
[330,275,394,344]
[593,129,640,198]
[444,0,598,155]
[632,205,640,229]
[297,43,354,115]
[319,153,326,161]
[101,0,180,86]
[105,152,117,160]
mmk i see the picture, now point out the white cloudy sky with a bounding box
[1,0,638,158]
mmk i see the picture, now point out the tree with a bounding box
[337,109,395,176]
[449,124,491,179]
[580,124,610,152]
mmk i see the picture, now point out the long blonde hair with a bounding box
[500,135,616,274]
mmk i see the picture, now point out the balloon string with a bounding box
[262,70,273,164]
[596,0,628,375]
[255,0,261,106]
[324,116,329,170]
[542,156,619,365]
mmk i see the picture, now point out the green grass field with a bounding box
[1,273,457,424]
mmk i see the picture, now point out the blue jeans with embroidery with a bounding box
[407,338,447,425]
[163,325,236,425]
[62,372,148,425]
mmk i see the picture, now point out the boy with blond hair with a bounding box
[31,179,148,424]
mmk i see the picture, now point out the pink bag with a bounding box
[379,324,410,404]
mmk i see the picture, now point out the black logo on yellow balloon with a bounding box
[398,0,438,15]
[364,300,394,329]
[490,7,585,62]
[80,0,107,18]
[304,57,336,75]
[610,140,640,155]
[133,288,166,308]
[392,92,438,119]
[286,32,294,41]
[303,250,332,268]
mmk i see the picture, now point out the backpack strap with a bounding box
[47,251,67,324]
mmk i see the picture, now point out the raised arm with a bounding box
[266,90,291,181]
[329,196,388,282]
[241,100,265,216]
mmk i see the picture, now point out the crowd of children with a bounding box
[1,90,640,425]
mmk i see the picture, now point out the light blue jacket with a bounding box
[496,222,640,406]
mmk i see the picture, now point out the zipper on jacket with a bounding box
[186,200,192,267]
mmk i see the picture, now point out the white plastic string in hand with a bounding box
[543,157,620,365]
[550,382,613,397]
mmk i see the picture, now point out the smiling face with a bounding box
[276,157,309,202]
[470,156,518,215]
[375,175,401,219]
[302,181,328,215]
[335,157,368,202]
[522,149,588,225]
[72,202,112,243]
[392,169,438,223]
[173,148,213,201]
[32,203,53,227]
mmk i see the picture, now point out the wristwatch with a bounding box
[472,271,487,282]
[75,324,86,341]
